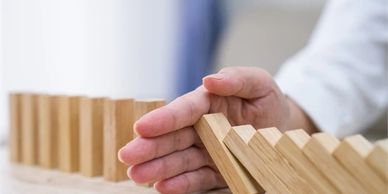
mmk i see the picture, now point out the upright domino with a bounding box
[9,93,23,163]
[37,95,59,169]
[103,99,134,181]
[21,93,39,165]
[133,99,165,138]
[79,97,105,177]
[194,113,264,194]
[57,96,81,172]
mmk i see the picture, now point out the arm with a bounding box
[276,0,388,137]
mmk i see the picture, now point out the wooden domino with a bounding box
[37,95,59,169]
[194,113,264,194]
[57,96,82,172]
[224,125,292,194]
[8,93,388,194]
[333,135,386,194]
[225,126,315,194]
[79,97,105,177]
[21,93,39,165]
[9,93,23,163]
[103,99,134,182]
[303,133,369,194]
[132,99,165,186]
[275,129,339,194]
[133,99,165,137]
[366,139,388,182]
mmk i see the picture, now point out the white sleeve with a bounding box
[275,0,388,137]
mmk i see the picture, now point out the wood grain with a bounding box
[194,113,264,194]
[133,99,165,138]
[103,99,134,182]
[249,127,315,194]
[21,93,39,165]
[275,129,339,194]
[37,95,59,169]
[366,139,388,183]
[224,125,289,194]
[9,93,23,163]
[79,97,105,177]
[334,135,386,194]
[58,96,81,172]
[303,133,369,194]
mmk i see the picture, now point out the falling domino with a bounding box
[366,139,388,183]
[303,133,369,194]
[333,135,386,194]
[248,127,315,194]
[224,125,292,194]
[194,113,264,194]
[9,93,23,163]
[103,99,134,182]
[275,129,340,194]
[79,97,105,177]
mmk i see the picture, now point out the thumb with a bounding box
[202,67,275,99]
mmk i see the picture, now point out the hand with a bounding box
[118,67,317,194]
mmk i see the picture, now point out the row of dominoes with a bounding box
[194,113,388,194]
[9,93,165,182]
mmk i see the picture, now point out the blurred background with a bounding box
[0,0,385,143]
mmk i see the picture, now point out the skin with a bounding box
[118,67,318,194]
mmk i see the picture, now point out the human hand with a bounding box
[118,67,317,194]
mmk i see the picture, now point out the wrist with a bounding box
[286,96,319,134]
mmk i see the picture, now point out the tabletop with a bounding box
[0,146,231,194]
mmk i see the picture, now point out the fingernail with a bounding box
[127,166,133,179]
[204,73,224,80]
[133,123,139,135]
[118,147,126,163]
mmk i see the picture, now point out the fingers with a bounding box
[129,147,212,184]
[203,67,275,99]
[135,86,211,137]
[154,167,227,194]
[118,127,200,166]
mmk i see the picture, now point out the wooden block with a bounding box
[275,129,340,194]
[133,99,165,137]
[303,133,369,194]
[9,93,23,163]
[224,125,290,194]
[103,99,134,182]
[57,96,81,172]
[249,127,315,194]
[133,99,165,187]
[37,95,59,169]
[79,97,105,177]
[194,113,264,194]
[334,135,386,194]
[21,93,39,165]
[366,139,388,182]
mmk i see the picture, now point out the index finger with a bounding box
[135,86,211,137]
